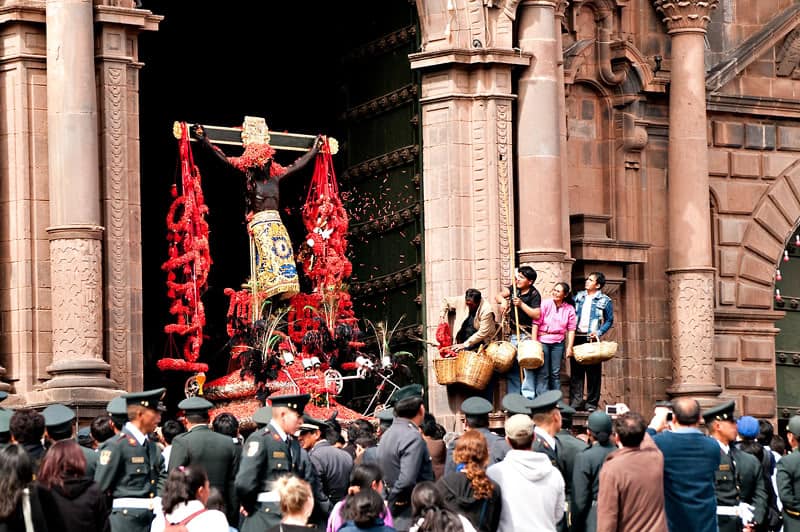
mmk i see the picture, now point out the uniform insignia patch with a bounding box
[128,438,137,446]
[100,450,112,466]
[272,451,286,459]
[247,441,260,457]
[272,433,281,441]
[720,464,731,471]
[131,456,145,464]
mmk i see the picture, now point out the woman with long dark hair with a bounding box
[409,481,474,532]
[327,463,393,532]
[37,439,107,532]
[0,444,48,532]
[532,282,577,396]
[436,431,501,532]
[338,489,395,532]
[150,465,229,532]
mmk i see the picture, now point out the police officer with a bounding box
[530,390,568,529]
[235,393,313,531]
[444,396,506,475]
[558,401,589,531]
[298,415,353,506]
[571,411,616,532]
[43,403,99,477]
[94,388,167,532]
[361,407,393,466]
[377,384,434,532]
[0,408,12,449]
[252,405,272,429]
[704,400,767,532]
[777,415,800,531]
[107,396,128,433]
[168,396,239,527]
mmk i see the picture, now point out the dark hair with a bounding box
[47,424,74,442]
[37,439,86,489]
[185,412,209,425]
[614,412,647,447]
[325,417,342,446]
[343,488,386,528]
[555,282,575,307]
[464,288,482,305]
[737,439,764,463]
[0,445,34,520]
[349,463,383,489]
[757,419,775,446]
[518,266,537,283]
[395,396,424,419]
[355,435,377,450]
[411,481,464,531]
[671,397,700,426]
[161,464,208,514]
[162,420,186,445]
[347,419,374,444]
[239,420,258,442]
[422,413,445,439]
[212,413,239,438]
[10,409,45,445]
[205,486,226,513]
[464,414,489,430]
[771,435,786,456]
[91,415,115,444]
[589,272,606,289]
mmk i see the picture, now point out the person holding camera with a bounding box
[570,272,614,413]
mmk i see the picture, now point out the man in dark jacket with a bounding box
[10,408,46,473]
[168,396,239,527]
[558,401,589,530]
[444,397,506,475]
[572,411,617,532]
[777,415,800,532]
[42,403,99,478]
[298,415,353,506]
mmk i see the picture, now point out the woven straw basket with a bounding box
[573,339,618,364]
[486,340,516,373]
[517,339,544,369]
[457,348,494,390]
[433,356,459,385]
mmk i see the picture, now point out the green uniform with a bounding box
[777,449,800,531]
[94,426,166,532]
[168,424,239,525]
[235,423,304,532]
[715,447,768,532]
[558,428,589,522]
[571,441,616,532]
[81,445,99,478]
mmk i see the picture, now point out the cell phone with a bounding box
[605,405,618,415]
[655,400,673,422]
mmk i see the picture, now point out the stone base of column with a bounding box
[44,358,117,389]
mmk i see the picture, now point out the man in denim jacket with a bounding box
[569,272,613,412]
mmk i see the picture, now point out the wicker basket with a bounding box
[517,339,544,369]
[456,349,494,390]
[433,356,459,385]
[573,339,618,364]
[486,341,516,373]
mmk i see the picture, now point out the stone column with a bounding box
[516,0,571,291]
[43,0,116,390]
[655,0,722,400]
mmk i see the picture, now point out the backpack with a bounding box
[164,508,206,532]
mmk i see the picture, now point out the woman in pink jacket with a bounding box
[531,282,576,397]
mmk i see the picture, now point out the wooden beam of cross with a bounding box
[172,115,338,154]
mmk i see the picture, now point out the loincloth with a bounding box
[248,210,300,300]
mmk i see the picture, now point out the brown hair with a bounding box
[453,430,494,499]
[37,439,87,489]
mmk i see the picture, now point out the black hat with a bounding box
[702,400,736,424]
[268,393,310,415]
[558,401,576,418]
[43,404,76,434]
[587,411,613,435]
[528,390,563,415]
[77,427,93,447]
[298,415,326,433]
[123,388,166,411]
[107,396,127,416]
[376,408,395,423]
[177,396,214,417]
[461,396,493,416]
[0,409,12,434]
[252,406,273,426]
[388,384,424,407]
[502,393,532,416]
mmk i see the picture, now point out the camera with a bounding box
[605,405,618,415]
[605,403,629,417]
[655,400,673,422]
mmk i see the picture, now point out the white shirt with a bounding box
[150,500,229,532]
[161,445,172,472]
[125,421,148,446]
[577,291,600,333]
[269,421,289,442]
[534,426,557,452]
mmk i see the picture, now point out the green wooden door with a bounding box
[775,244,800,430]
[337,3,423,408]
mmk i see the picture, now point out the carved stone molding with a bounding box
[653,0,719,34]
[341,145,420,181]
[341,84,419,122]
[666,268,722,398]
[344,25,417,63]
[349,203,421,238]
[497,103,514,287]
[350,264,422,297]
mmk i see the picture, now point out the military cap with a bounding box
[461,396,493,416]
[505,414,534,440]
[268,393,310,415]
[558,401,576,418]
[177,396,214,417]
[0,391,8,403]
[43,403,76,434]
[736,416,759,439]
[107,396,127,416]
[587,411,613,435]
[528,390,563,415]
[122,388,166,411]
[502,393,532,415]
[298,415,326,433]
[702,400,736,424]
[0,409,13,433]
[376,408,395,423]
[787,415,800,437]
[77,426,93,447]
[252,406,273,426]
[389,384,424,407]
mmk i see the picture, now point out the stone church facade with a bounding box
[1,0,798,425]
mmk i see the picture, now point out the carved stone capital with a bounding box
[521,0,560,9]
[653,0,719,34]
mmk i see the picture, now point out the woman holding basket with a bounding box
[533,282,577,397]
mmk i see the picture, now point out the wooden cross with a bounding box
[172,115,338,153]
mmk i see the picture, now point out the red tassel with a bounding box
[171,184,178,198]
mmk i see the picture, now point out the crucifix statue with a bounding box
[176,116,335,303]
